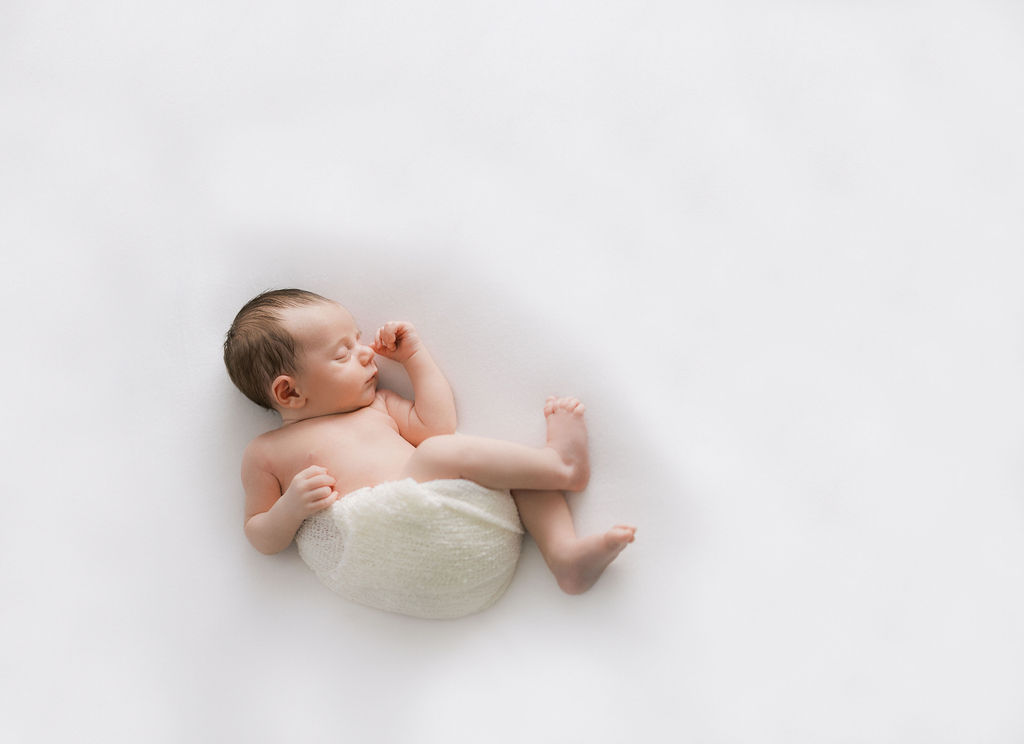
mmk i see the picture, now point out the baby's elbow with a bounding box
[412,421,456,446]
[415,412,456,438]
[250,539,282,556]
[244,519,287,555]
[442,409,458,433]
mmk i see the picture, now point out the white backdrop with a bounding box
[2,2,1023,742]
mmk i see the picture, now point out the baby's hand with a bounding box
[279,465,339,520]
[372,321,423,364]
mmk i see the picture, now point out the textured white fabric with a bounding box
[295,478,524,619]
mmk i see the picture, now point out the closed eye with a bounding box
[334,331,361,360]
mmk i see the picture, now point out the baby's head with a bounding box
[224,288,330,410]
[224,289,378,417]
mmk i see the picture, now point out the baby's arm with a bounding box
[241,443,339,554]
[373,321,457,444]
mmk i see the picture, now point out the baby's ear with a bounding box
[271,375,304,409]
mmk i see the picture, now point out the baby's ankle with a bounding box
[547,528,635,595]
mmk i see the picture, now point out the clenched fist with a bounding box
[371,321,424,364]
[278,465,339,519]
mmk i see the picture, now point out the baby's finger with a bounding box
[374,328,393,353]
[308,485,334,502]
[295,465,327,483]
[300,467,330,480]
[312,491,340,512]
[313,488,340,506]
[305,473,336,490]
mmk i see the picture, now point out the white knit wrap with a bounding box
[295,478,524,619]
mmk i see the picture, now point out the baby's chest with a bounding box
[275,417,410,494]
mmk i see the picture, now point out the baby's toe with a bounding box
[562,397,585,414]
[545,395,586,417]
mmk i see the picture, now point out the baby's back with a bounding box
[261,393,416,497]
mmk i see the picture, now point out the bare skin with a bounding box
[514,490,637,594]
[400,397,590,491]
[239,299,635,594]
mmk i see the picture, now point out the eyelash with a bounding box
[336,335,361,360]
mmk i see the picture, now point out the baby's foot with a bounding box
[552,525,637,595]
[544,396,590,491]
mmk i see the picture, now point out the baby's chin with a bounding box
[360,380,379,399]
[327,393,377,415]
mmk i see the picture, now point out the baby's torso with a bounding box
[264,393,416,497]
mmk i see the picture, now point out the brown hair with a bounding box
[223,288,331,409]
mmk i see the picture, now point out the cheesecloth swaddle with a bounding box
[295,478,524,619]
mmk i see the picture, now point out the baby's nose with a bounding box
[358,344,375,362]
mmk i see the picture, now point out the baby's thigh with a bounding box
[399,434,470,482]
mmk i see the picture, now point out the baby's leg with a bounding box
[400,397,590,492]
[513,489,636,595]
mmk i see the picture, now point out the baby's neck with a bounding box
[279,404,366,427]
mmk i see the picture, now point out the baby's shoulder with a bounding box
[241,430,280,471]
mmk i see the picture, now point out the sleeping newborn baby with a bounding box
[224,288,636,618]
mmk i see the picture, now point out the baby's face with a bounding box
[279,301,378,416]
